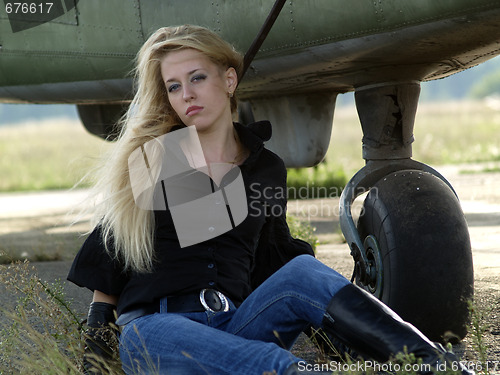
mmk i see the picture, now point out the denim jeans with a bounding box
[119,254,350,375]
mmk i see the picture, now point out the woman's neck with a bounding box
[198,122,240,165]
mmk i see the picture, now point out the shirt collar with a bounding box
[234,121,272,167]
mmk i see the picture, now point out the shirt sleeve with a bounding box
[67,225,129,296]
[250,161,315,289]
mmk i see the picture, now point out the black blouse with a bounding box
[67,121,314,322]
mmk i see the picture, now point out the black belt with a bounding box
[167,289,230,313]
[116,289,231,326]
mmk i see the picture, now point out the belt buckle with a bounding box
[199,289,229,313]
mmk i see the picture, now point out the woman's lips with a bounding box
[186,106,203,116]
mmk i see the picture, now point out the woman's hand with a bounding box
[82,291,119,374]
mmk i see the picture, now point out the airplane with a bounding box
[2,0,499,344]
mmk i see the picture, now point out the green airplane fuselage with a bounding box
[1,0,500,104]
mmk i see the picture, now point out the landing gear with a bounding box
[357,170,473,341]
[340,82,474,342]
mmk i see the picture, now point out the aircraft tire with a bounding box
[356,169,473,343]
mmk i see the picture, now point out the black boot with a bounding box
[322,284,474,375]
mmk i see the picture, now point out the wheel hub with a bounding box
[359,235,383,298]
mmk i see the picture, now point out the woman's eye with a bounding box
[168,83,180,93]
[191,74,207,83]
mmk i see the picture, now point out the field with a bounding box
[328,99,500,175]
[0,118,109,192]
[1,99,499,193]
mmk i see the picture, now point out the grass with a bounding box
[460,165,500,174]
[412,101,500,165]
[0,261,86,374]
[0,260,487,375]
[287,215,319,251]
[0,250,63,264]
[287,163,347,199]
[327,99,500,175]
[467,300,492,375]
[0,118,109,192]
[1,100,499,193]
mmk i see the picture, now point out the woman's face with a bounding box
[160,48,237,133]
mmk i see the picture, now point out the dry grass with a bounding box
[328,98,500,175]
[1,100,500,193]
[1,261,484,375]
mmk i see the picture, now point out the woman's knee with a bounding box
[280,255,342,279]
[274,254,349,292]
[283,254,318,273]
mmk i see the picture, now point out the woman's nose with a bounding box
[182,85,195,101]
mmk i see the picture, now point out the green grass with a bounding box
[0,119,109,192]
[287,215,319,251]
[287,163,348,199]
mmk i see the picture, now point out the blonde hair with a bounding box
[89,25,243,273]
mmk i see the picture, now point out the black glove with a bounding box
[82,302,118,374]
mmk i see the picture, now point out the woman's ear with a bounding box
[225,67,238,94]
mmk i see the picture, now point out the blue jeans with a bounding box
[119,255,350,375]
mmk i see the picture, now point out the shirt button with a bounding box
[208,263,214,269]
[208,226,215,233]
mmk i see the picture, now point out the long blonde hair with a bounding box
[89,25,243,273]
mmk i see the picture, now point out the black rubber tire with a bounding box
[356,170,474,342]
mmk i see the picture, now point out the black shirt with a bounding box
[67,121,313,322]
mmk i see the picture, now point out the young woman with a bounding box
[68,25,473,375]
